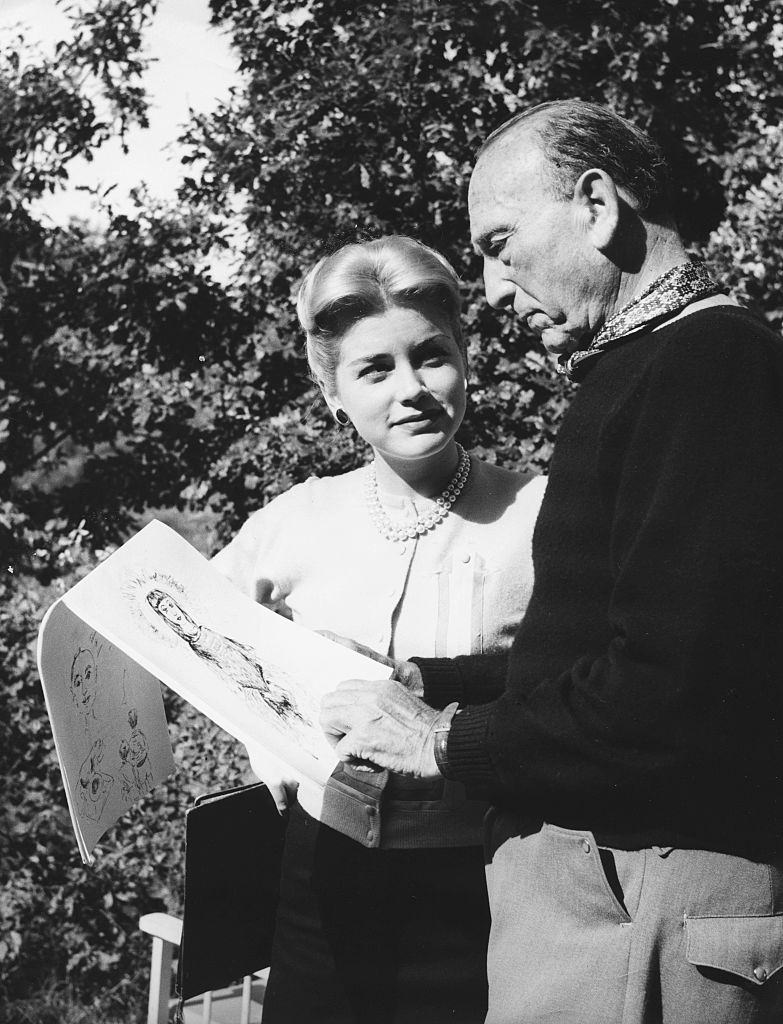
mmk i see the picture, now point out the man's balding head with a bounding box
[477,100,672,219]
[467,100,682,355]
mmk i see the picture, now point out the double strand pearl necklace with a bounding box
[365,444,471,545]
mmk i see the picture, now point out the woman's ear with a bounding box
[571,168,621,253]
[321,389,339,418]
[319,384,348,425]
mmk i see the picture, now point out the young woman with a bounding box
[212,236,546,1024]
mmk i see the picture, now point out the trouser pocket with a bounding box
[685,914,783,987]
[541,822,635,924]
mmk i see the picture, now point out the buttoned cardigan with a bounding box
[212,457,545,848]
[419,307,783,860]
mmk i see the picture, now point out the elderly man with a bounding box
[322,100,783,1023]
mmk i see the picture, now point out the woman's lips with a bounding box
[394,410,442,426]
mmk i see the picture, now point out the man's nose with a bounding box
[483,259,515,310]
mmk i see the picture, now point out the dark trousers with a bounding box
[262,801,490,1024]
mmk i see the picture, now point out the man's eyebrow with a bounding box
[472,229,507,256]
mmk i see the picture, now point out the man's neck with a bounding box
[610,227,689,317]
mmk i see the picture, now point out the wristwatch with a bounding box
[433,702,460,778]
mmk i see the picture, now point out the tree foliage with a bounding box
[2,0,783,1016]
[1,5,249,1015]
[178,0,783,524]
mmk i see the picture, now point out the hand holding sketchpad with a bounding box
[177,782,286,1001]
[37,519,392,861]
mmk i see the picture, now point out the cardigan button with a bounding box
[580,838,591,854]
[461,552,471,563]
[753,966,768,983]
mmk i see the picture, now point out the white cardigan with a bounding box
[212,457,546,847]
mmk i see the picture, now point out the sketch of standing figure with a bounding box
[126,707,153,794]
[145,588,310,729]
[118,738,136,801]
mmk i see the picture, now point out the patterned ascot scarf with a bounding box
[557,259,721,381]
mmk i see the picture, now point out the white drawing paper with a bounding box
[38,600,176,863]
[38,520,392,862]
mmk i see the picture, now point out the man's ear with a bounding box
[571,168,621,252]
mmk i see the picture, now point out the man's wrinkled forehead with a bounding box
[468,132,548,247]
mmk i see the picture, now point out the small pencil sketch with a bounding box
[144,588,312,732]
[118,739,136,801]
[69,647,99,731]
[126,706,153,794]
[76,737,114,822]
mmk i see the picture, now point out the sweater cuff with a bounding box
[320,764,389,848]
[410,657,463,708]
[445,702,498,794]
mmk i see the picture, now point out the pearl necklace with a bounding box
[365,444,471,544]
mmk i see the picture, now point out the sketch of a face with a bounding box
[146,589,201,642]
[70,649,97,716]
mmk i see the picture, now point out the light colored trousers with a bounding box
[484,812,783,1024]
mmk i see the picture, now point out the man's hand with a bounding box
[318,631,424,696]
[320,678,441,778]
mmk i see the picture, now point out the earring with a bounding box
[334,409,350,426]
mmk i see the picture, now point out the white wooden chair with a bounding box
[140,912,269,1024]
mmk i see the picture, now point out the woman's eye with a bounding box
[417,346,449,367]
[359,366,389,381]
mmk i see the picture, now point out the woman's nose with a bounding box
[396,363,428,402]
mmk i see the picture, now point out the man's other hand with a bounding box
[318,630,424,696]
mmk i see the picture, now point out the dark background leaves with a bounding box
[2,0,782,1018]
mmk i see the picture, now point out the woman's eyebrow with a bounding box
[413,333,449,349]
[346,352,388,368]
[345,334,449,368]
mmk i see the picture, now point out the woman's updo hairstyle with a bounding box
[296,235,465,394]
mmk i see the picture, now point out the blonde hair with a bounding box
[296,235,465,393]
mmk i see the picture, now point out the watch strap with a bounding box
[432,701,460,778]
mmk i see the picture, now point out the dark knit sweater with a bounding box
[417,307,783,858]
